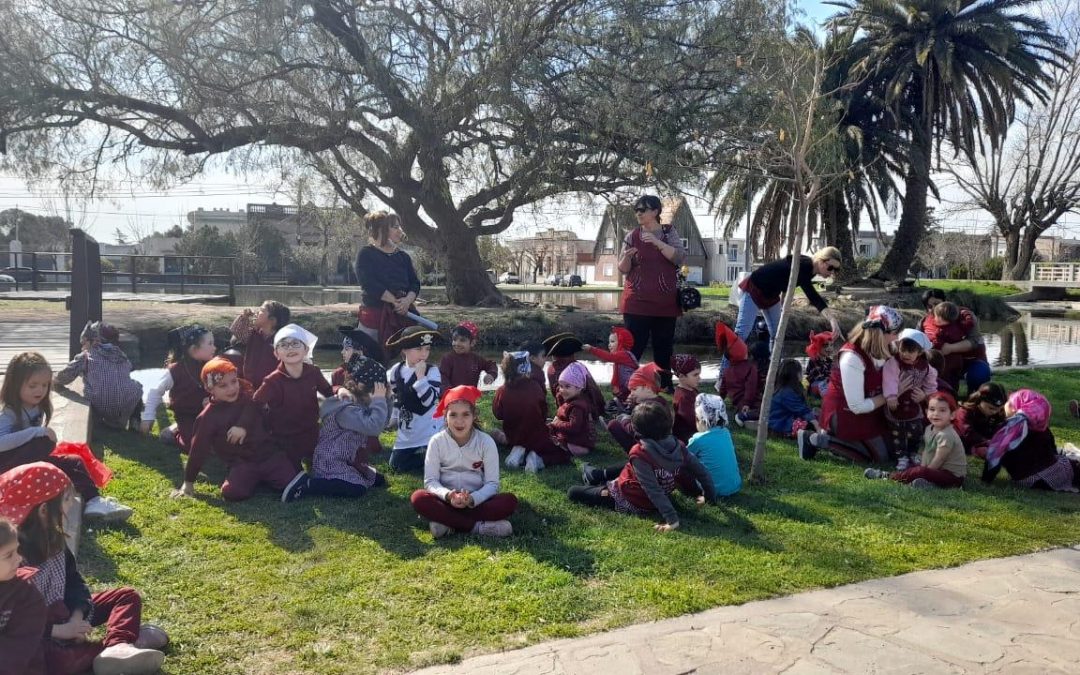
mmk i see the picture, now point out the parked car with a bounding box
[545,274,563,286]
[562,274,584,287]
[498,272,521,284]
[0,274,15,287]
[0,267,45,283]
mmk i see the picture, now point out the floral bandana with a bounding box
[694,393,728,429]
[671,354,700,376]
[345,353,387,391]
[862,305,903,333]
[985,389,1051,470]
[455,321,479,340]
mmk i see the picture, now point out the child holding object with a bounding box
[253,324,336,470]
[410,386,518,539]
[141,324,216,450]
[2,463,168,675]
[282,355,390,501]
[572,400,717,532]
[865,392,967,489]
[174,357,297,501]
[229,300,290,390]
[0,352,132,522]
[584,326,639,413]
[54,321,143,431]
[386,327,444,472]
[495,351,569,472]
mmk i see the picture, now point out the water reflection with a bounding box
[503,289,728,312]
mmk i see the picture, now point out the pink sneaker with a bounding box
[472,520,512,538]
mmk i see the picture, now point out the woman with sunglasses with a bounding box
[617,195,687,389]
[798,305,902,465]
[724,247,843,375]
[354,210,420,361]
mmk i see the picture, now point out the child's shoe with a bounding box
[1070,400,1080,419]
[83,496,133,523]
[93,643,164,675]
[895,455,910,471]
[489,428,508,445]
[429,521,453,539]
[472,520,513,537]
[581,463,605,486]
[159,425,177,446]
[281,472,309,503]
[910,478,937,489]
[134,624,170,650]
[505,446,527,468]
[524,451,545,474]
[797,430,818,461]
[734,412,747,428]
[864,468,888,480]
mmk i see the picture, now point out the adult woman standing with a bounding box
[355,211,421,360]
[799,305,902,464]
[727,249,843,372]
[618,195,687,389]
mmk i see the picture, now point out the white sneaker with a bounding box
[505,445,528,468]
[93,643,164,675]
[429,521,452,539]
[896,456,910,471]
[524,451,545,474]
[472,520,513,537]
[84,497,133,523]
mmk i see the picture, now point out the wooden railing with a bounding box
[1031,262,1080,284]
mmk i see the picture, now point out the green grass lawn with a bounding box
[84,368,1080,674]
[915,279,1023,298]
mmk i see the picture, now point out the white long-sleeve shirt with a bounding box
[422,428,500,506]
[838,351,887,415]
[141,370,173,423]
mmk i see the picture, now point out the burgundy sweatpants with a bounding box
[44,587,142,675]
[531,439,573,466]
[607,417,636,453]
[410,490,518,533]
[174,412,198,454]
[890,465,964,488]
[274,428,320,470]
[0,437,100,501]
[221,452,298,501]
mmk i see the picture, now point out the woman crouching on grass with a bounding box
[410,386,519,539]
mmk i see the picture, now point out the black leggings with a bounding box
[307,474,386,498]
[623,313,677,376]
[567,485,617,509]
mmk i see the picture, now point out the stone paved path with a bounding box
[415,547,1080,674]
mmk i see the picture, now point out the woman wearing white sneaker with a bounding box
[410,386,518,539]
[0,462,166,675]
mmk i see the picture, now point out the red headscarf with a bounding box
[0,462,71,526]
[200,356,254,397]
[455,321,479,340]
[435,385,483,418]
[805,331,834,359]
[714,322,748,362]
[611,326,634,352]
[627,363,663,393]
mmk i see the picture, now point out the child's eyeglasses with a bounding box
[276,339,305,350]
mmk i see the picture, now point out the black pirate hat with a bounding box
[385,325,441,351]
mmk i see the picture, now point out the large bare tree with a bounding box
[0,0,779,304]
[944,1,1080,281]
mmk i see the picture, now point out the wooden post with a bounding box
[180,258,186,294]
[129,255,137,294]
[228,257,236,306]
[30,252,38,292]
[69,230,87,358]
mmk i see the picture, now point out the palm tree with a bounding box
[831,0,1065,281]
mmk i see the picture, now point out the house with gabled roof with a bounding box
[592,196,710,285]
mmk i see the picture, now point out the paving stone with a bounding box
[892,621,1004,664]
[746,611,832,643]
[1014,565,1080,594]
[985,598,1077,636]
[779,657,845,675]
[829,597,920,636]
[561,643,642,675]
[811,626,962,674]
[639,628,717,672]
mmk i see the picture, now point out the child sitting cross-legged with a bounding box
[2,463,168,675]
[253,324,336,470]
[865,391,967,489]
[173,357,298,501]
[738,359,819,436]
[386,326,444,472]
[688,394,742,496]
[54,321,143,431]
[495,351,570,473]
[548,362,598,460]
[410,386,519,539]
[141,324,216,451]
[572,399,717,532]
[282,354,390,501]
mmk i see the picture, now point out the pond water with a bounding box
[129,312,1080,392]
[502,289,731,312]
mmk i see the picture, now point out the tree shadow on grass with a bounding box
[76,520,143,585]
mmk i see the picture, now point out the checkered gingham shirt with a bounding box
[55,343,143,426]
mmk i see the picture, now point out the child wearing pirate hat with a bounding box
[385,326,444,472]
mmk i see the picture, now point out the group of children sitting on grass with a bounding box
[1,297,1077,674]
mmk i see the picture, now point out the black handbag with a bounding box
[676,274,701,311]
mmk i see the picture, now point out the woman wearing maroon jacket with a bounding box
[618,195,686,389]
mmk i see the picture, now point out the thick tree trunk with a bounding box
[822,192,857,285]
[440,230,505,306]
[1000,229,1022,280]
[1008,227,1039,281]
[873,157,929,281]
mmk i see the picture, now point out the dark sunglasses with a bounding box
[634,207,650,213]
[826,263,841,272]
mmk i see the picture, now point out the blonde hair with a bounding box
[812,246,842,265]
[847,323,892,361]
[365,211,401,246]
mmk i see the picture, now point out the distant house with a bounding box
[701,237,749,285]
[812,230,891,260]
[592,197,709,286]
[504,228,594,283]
